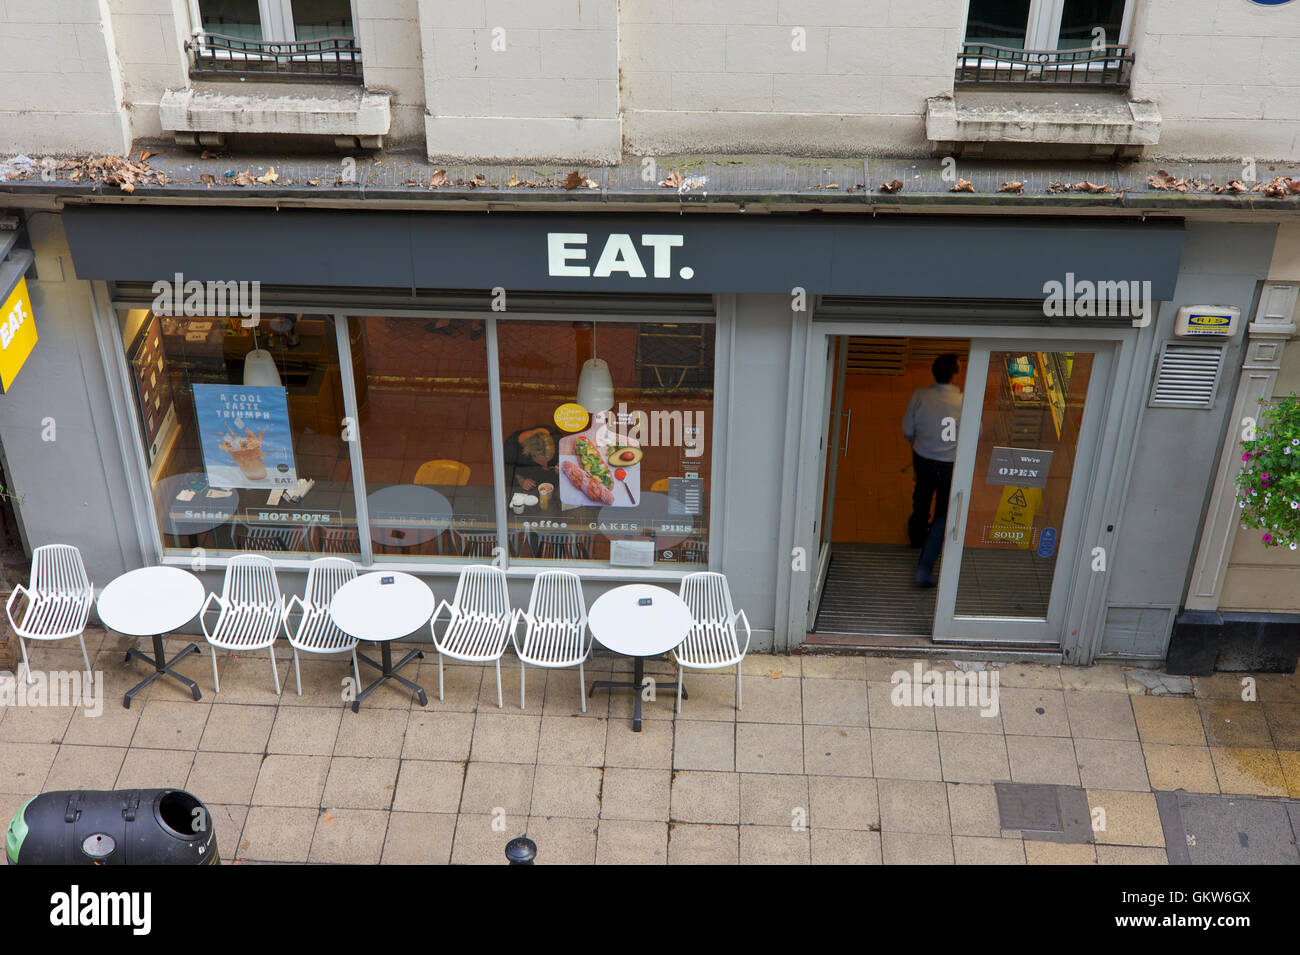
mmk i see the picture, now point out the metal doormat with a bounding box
[994,782,1094,844]
[1156,791,1300,865]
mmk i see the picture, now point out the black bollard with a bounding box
[505,836,537,865]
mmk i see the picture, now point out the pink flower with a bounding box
[1263,533,1274,544]
[1243,453,1251,461]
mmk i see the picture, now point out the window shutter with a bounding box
[1147,342,1226,409]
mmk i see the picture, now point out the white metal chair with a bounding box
[530,531,590,560]
[430,565,512,708]
[236,523,309,553]
[5,544,94,685]
[199,554,285,694]
[510,571,591,711]
[282,557,360,696]
[675,572,752,714]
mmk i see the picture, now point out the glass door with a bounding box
[807,336,847,630]
[932,341,1110,644]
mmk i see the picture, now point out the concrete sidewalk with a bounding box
[3,627,1299,864]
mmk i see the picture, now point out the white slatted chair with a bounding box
[510,571,590,711]
[200,554,285,694]
[283,557,360,696]
[5,544,94,685]
[430,565,512,708]
[675,572,752,714]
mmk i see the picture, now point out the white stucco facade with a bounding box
[1,0,1298,162]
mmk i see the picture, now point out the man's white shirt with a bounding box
[902,383,962,462]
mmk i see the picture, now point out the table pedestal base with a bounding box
[354,643,427,712]
[589,655,686,732]
[124,635,202,708]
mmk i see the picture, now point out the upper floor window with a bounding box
[188,0,361,80]
[959,0,1133,88]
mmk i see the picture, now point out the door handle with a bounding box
[951,490,964,542]
[840,408,852,457]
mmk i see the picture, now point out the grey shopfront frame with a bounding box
[51,204,1212,656]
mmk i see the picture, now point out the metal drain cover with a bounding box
[995,782,1094,844]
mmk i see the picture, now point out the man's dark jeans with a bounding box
[909,451,954,551]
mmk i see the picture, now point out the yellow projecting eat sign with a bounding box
[0,276,37,392]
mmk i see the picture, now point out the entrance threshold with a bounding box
[800,632,1063,666]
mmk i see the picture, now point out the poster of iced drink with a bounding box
[192,384,298,489]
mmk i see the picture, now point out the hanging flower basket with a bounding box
[1235,394,1300,550]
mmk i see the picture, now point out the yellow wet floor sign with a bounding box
[989,485,1041,549]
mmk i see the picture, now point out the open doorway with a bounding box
[812,336,970,638]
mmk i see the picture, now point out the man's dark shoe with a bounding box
[914,569,938,588]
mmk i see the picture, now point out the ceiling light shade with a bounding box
[243,348,282,387]
[576,358,614,413]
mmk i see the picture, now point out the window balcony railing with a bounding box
[955,42,1133,89]
[186,32,362,81]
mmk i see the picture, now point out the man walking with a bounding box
[902,354,962,587]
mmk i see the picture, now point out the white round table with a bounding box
[366,485,452,548]
[329,571,435,711]
[587,584,693,732]
[98,566,206,708]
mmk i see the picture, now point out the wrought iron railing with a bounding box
[955,43,1133,89]
[187,33,362,80]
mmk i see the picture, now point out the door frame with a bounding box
[931,339,1115,644]
[808,336,848,630]
[788,318,1137,662]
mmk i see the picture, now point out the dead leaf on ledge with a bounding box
[1072,180,1112,193]
[255,167,278,185]
[563,170,586,190]
[879,179,903,193]
[659,169,684,189]
[138,150,156,163]
[768,669,783,679]
[1147,169,1187,192]
[306,178,320,186]
[233,170,255,187]
[429,168,448,188]
[199,173,216,186]
[998,181,1024,193]
[950,178,974,192]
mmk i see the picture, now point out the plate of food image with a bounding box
[558,429,640,508]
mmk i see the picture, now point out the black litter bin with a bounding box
[6,789,218,865]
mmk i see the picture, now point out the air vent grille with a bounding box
[1148,342,1225,409]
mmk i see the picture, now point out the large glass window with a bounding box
[120,309,356,558]
[121,308,717,570]
[346,316,496,562]
[497,320,713,567]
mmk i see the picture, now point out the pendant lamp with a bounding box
[242,323,282,387]
[576,323,614,413]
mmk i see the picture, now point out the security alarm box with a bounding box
[1174,305,1240,337]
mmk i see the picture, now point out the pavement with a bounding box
[3,627,1300,865]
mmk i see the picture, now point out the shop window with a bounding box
[344,316,497,562]
[496,320,713,567]
[188,0,361,80]
[119,310,355,558]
